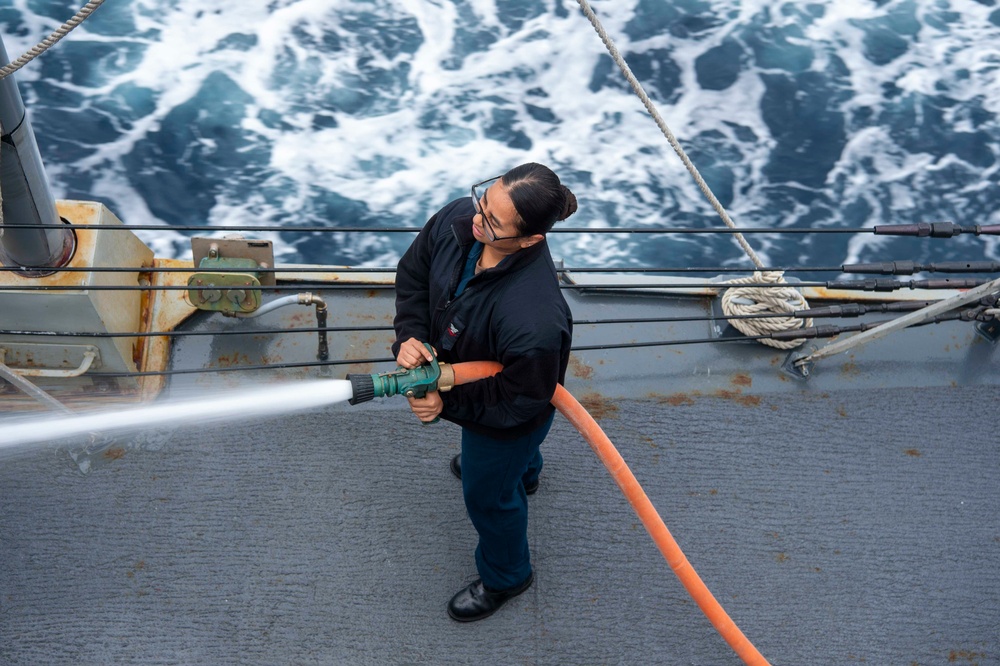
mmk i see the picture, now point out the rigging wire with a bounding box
[2,278,988,292]
[73,313,965,380]
[0,222,865,233]
[0,301,943,340]
[80,337,777,378]
[2,221,998,235]
[1,264,836,274]
[2,261,998,275]
[0,325,395,339]
[0,223,885,236]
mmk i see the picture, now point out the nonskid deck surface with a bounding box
[1,385,997,665]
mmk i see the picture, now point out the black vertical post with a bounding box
[0,35,74,274]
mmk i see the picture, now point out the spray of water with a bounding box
[0,379,355,450]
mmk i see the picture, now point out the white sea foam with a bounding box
[2,0,997,270]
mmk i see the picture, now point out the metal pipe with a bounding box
[0,35,74,274]
[231,292,330,360]
[0,350,74,413]
[10,347,98,378]
[309,294,330,361]
[231,294,302,319]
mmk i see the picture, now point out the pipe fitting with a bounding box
[345,344,443,404]
[437,362,455,392]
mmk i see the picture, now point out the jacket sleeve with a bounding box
[441,300,570,430]
[391,210,441,358]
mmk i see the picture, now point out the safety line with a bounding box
[0,222,969,234]
[2,280,983,292]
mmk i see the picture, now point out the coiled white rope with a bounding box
[575,0,810,348]
[719,272,812,349]
[0,0,107,81]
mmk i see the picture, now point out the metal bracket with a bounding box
[781,346,817,380]
[976,319,1000,342]
[188,237,276,315]
[190,237,275,286]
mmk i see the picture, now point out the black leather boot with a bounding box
[446,573,534,622]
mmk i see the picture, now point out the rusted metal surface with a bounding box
[275,265,397,284]
[563,272,961,303]
[137,257,198,402]
[0,201,101,290]
[0,201,152,410]
[576,391,619,420]
[163,285,397,396]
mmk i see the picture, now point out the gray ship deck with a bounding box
[2,285,998,665]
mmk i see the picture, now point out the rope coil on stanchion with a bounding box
[720,271,814,349]
[574,0,810,347]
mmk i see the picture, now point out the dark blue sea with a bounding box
[1,0,998,274]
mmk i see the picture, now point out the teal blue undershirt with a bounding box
[454,242,484,297]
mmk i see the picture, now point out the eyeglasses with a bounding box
[471,176,526,241]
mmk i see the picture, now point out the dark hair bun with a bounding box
[557,186,578,221]
[503,162,577,233]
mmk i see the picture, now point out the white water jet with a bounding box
[0,379,355,450]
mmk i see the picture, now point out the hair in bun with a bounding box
[502,162,578,235]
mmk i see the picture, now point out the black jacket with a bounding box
[393,197,572,439]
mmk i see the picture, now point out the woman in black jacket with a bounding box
[392,162,576,622]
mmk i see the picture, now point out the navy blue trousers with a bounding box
[459,411,554,591]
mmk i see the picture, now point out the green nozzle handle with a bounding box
[346,343,442,406]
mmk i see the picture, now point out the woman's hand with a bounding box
[397,337,436,369]
[407,390,443,422]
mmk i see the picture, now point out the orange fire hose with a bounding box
[450,361,770,666]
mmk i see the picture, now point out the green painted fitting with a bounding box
[187,256,263,314]
[346,343,441,406]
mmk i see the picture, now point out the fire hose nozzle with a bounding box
[346,373,376,405]
[346,343,452,405]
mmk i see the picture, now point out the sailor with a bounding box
[392,162,576,621]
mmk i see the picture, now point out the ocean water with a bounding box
[1,0,998,274]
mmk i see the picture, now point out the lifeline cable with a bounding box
[5,262,1000,277]
[0,259,951,274]
[61,312,961,380]
[3,305,926,339]
[4,221,998,235]
[4,278,986,292]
